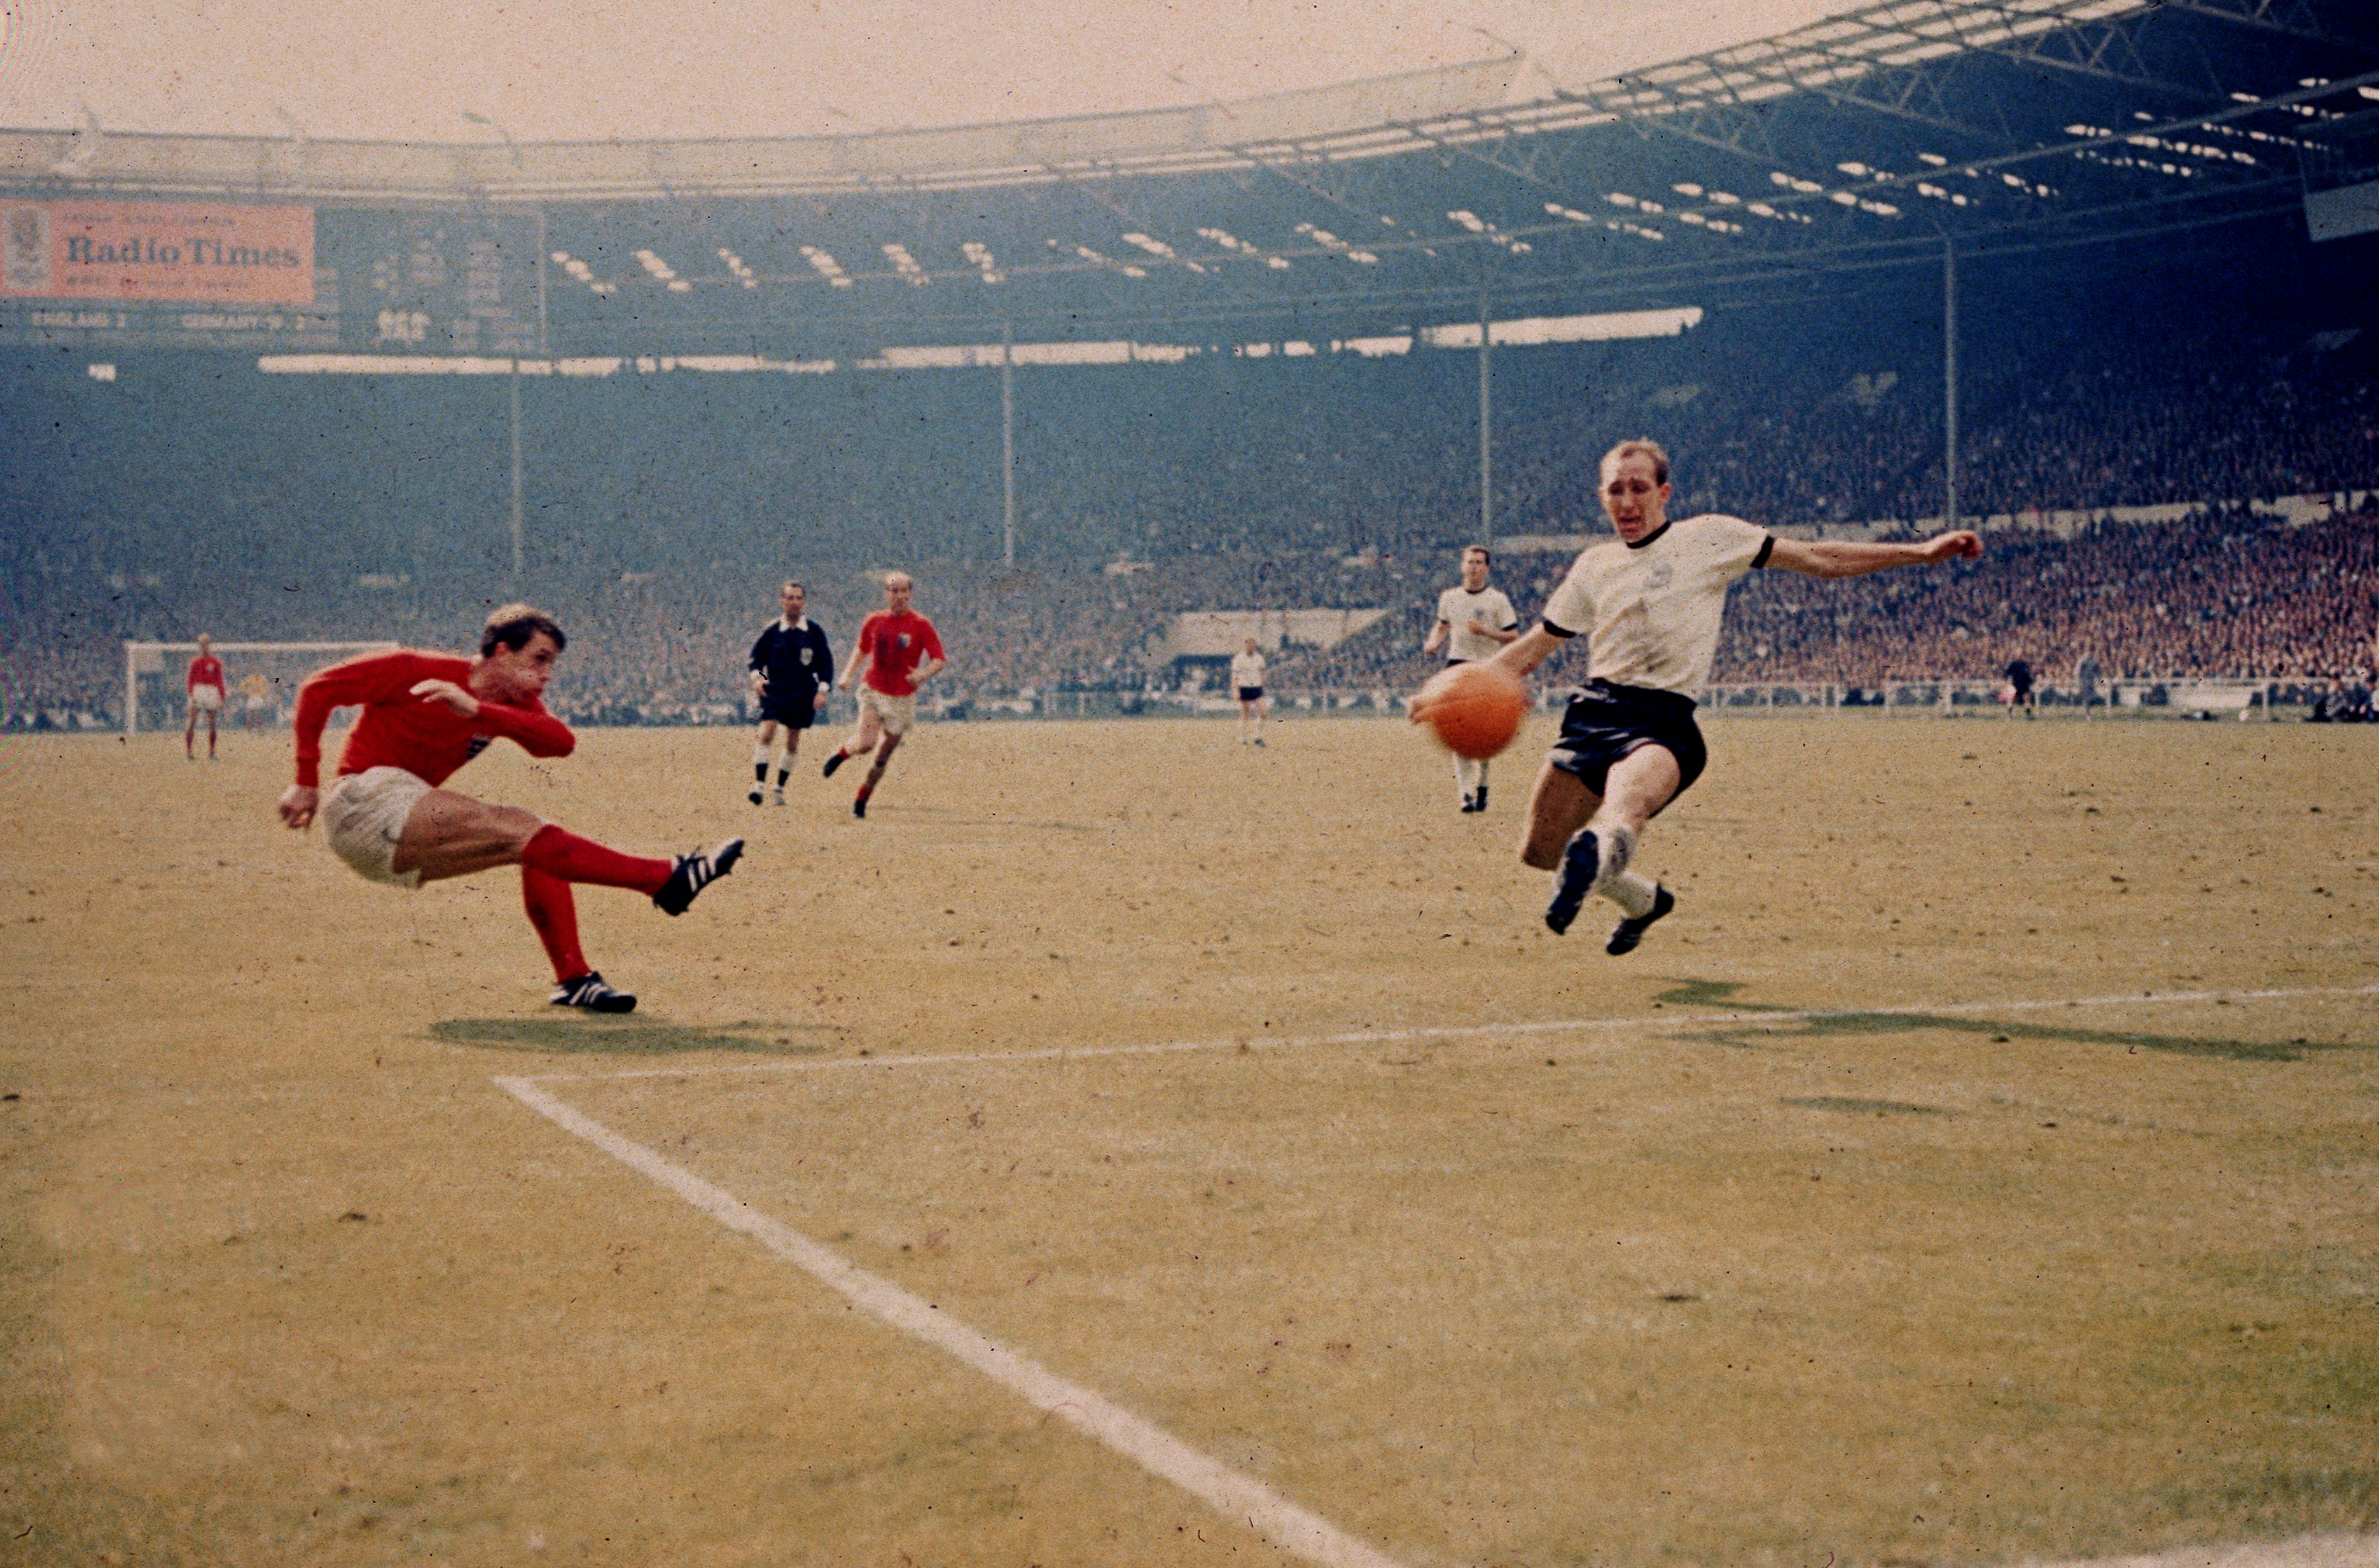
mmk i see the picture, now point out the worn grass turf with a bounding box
[1,716,2373,1567]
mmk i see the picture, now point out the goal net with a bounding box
[123,641,399,736]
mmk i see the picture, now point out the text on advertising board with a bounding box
[0,200,315,304]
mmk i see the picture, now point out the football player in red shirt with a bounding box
[275,604,742,1012]
[185,635,227,760]
[821,572,947,819]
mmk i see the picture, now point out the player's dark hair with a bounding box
[1464,545,1492,565]
[1604,438,1671,486]
[781,579,803,595]
[481,604,566,657]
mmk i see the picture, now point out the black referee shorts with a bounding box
[758,688,820,728]
[1547,679,1708,799]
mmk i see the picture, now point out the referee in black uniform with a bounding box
[746,581,835,804]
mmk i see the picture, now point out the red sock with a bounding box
[854,782,874,805]
[520,867,590,982]
[520,824,672,897]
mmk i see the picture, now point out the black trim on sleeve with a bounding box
[1752,535,1775,570]
[1541,618,1579,640]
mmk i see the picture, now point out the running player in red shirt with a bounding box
[275,604,743,1013]
[185,635,226,761]
[820,572,947,819]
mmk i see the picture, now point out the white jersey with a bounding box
[1539,513,1772,700]
[1434,585,1519,663]
[1230,651,1266,690]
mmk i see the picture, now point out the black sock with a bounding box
[775,768,789,787]
[754,761,768,783]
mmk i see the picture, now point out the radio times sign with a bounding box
[0,202,544,353]
[1,199,316,303]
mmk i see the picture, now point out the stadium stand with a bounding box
[4,282,2375,728]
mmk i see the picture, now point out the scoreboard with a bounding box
[0,200,545,355]
[347,211,544,356]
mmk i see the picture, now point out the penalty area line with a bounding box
[524,980,2379,1085]
[492,1074,1413,1568]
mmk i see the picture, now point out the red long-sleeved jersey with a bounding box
[291,649,574,789]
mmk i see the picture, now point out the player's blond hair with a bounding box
[1600,438,1671,487]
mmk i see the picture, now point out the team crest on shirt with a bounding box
[1646,562,1674,590]
[800,647,812,665]
[896,634,912,649]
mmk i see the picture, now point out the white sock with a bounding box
[1475,758,1490,793]
[752,739,772,767]
[1601,869,1658,919]
[1453,756,1477,797]
[1586,819,1635,894]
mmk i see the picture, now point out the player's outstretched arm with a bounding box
[1422,618,1448,655]
[1484,624,1569,681]
[1766,531,1983,579]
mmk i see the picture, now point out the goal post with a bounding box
[123,641,399,737]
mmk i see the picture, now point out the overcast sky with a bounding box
[0,0,1865,144]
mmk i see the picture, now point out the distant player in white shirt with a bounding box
[1231,637,1268,746]
[1422,545,1520,813]
[1478,438,1982,954]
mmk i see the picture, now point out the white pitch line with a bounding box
[2025,1534,2379,1568]
[524,980,2379,1085]
[494,1074,1411,1568]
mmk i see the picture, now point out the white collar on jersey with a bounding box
[778,615,808,633]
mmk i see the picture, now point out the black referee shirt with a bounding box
[749,617,835,697]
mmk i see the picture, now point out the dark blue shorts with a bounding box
[759,688,820,728]
[1238,686,1265,702]
[1548,679,1707,799]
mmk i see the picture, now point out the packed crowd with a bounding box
[8,502,2373,730]
[1268,503,2379,695]
[4,284,2374,727]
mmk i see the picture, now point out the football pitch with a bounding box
[3,714,2375,1567]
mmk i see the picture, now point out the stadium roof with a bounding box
[5,0,2375,352]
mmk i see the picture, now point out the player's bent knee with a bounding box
[487,804,545,850]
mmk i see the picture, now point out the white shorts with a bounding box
[189,687,223,714]
[859,686,917,737]
[319,767,431,889]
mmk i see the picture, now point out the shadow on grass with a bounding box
[1653,979,1795,1011]
[429,1017,835,1056]
[1781,1096,1950,1116]
[1655,980,2368,1063]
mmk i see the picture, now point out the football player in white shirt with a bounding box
[1478,438,1981,954]
[1231,637,1268,746]
[1422,545,1521,812]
